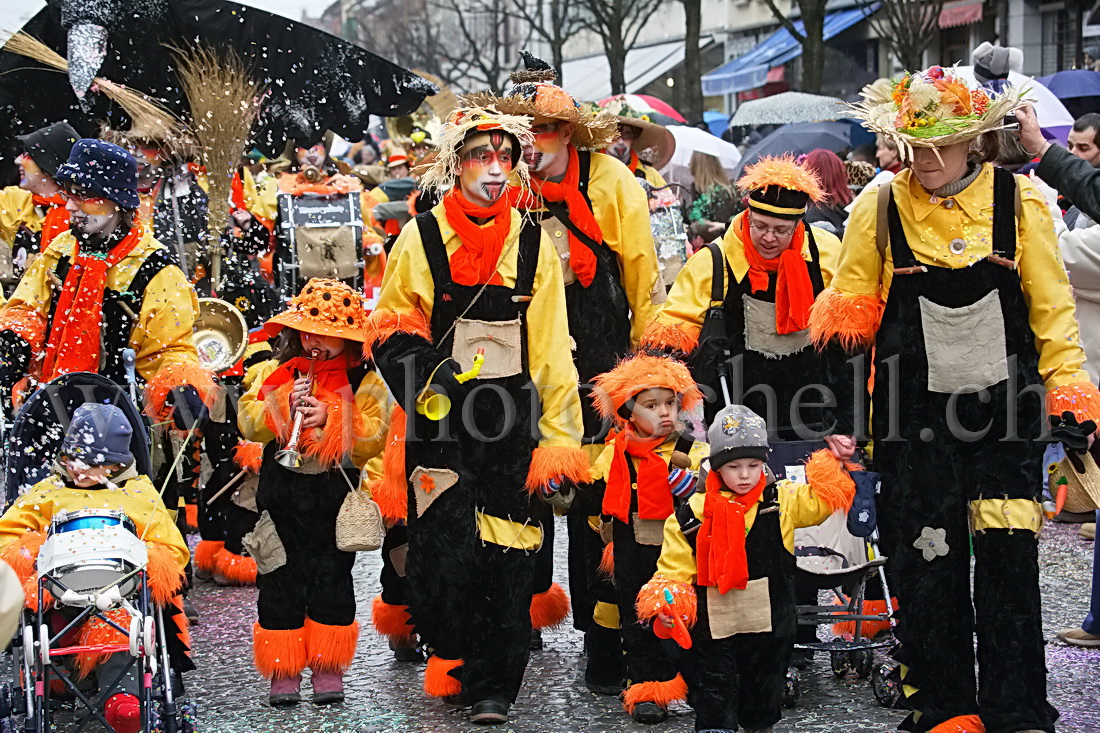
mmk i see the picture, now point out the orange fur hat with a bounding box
[591,353,701,426]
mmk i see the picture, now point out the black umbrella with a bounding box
[0,0,436,162]
[733,120,875,177]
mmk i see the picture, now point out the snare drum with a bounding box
[37,509,148,603]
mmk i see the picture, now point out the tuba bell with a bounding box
[193,298,248,373]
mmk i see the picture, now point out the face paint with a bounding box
[134,148,167,192]
[523,121,565,175]
[296,144,326,169]
[606,136,633,163]
[457,131,515,206]
[63,187,121,236]
[16,153,56,195]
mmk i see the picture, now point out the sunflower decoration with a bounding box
[265,278,367,342]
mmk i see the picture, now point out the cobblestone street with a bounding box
[186,519,1100,733]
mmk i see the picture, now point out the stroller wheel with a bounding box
[851,649,874,679]
[781,667,800,708]
[872,660,902,707]
[829,650,850,677]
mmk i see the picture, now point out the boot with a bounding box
[104,692,141,733]
[389,635,426,662]
[630,701,668,724]
[1080,522,1096,540]
[470,699,509,724]
[268,674,302,706]
[310,669,344,704]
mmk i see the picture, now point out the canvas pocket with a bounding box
[919,291,1008,394]
[409,466,459,518]
[242,511,287,575]
[742,294,810,358]
[632,514,667,546]
[452,317,523,379]
[706,577,772,639]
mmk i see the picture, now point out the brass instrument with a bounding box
[193,298,248,373]
[275,349,321,468]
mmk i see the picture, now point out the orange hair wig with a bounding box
[736,155,826,204]
[591,353,701,425]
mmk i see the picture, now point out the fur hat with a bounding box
[265,278,367,343]
[418,105,533,192]
[591,353,702,426]
[707,405,769,468]
[737,155,825,220]
[464,51,619,151]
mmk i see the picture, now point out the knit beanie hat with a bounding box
[971,42,1023,83]
[59,404,134,466]
[707,405,770,468]
[55,139,140,211]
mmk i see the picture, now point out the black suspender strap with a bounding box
[705,241,725,304]
[514,220,541,303]
[990,167,1019,265]
[673,432,696,457]
[578,149,592,208]
[414,211,453,290]
[805,227,824,293]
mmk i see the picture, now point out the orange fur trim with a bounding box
[145,543,185,606]
[184,503,198,531]
[736,155,825,203]
[371,595,415,637]
[832,597,897,639]
[22,574,51,610]
[193,540,224,574]
[591,353,701,425]
[0,307,47,356]
[233,441,264,473]
[253,624,307,679]
[530,583,570,629]
[374,405,408,521]
[304,617,360,673]
[808,288,884,352]
[263,380,296,444]
[635,575,697,628]
[424,655,463,697]
[213,548,258,586]
[929,715,985,733]
[363,308,432,358]
[1047,381,1100,423]
[525,445,590,494]
[1,530,46,584]
[143,361,217,421]
[75,609,130,679]
[639,320,700,355]
[263,382,365,469]
[622,673,688,714]
[804,449,857,513]
[599,542,615,577]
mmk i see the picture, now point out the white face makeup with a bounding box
[63,187,122,238]
[456,131,516,207]
[522,117,572,178]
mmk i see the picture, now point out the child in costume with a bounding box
[638,405,856,733]
[583,353,708,723]
[238,278,387,706]
[0,404,190,733]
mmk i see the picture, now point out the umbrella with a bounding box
[661,124,742,191]
[0,0,437,159]
[953,66,1074,143]
[703,110,729,136]
[599,94,686,123]
[729,92,848,126]
[1036,69,1100,118]
[734,120,874,178]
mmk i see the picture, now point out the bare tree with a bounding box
[679,0,703,122]
[507,0,586,72]
[433,0,532,94]
[759,0,828,94]
[353,0,449,82]
[578,0,665,95]
[858,0,945,73]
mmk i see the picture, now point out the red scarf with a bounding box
[508,145,600,287]
[696,469,767,593]
[42,225,145,382]
[32,194,70,251]
[441,188,511,286]
[259,354,355,407]
[740,212,815,335]
[602,428,674,524]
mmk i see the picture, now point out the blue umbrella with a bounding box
[704,110,729,136]
[734,120,875,178]
[1036,70,1100,99]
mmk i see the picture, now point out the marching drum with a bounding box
[37,509,148,602]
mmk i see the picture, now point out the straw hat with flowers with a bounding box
[418,105,534,192]
[265,278,367,342]
[598,94,676,170]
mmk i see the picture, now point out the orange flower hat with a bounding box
[591,353,702,425]
[265,278,367,343]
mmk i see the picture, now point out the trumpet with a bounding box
[275,349,321,468]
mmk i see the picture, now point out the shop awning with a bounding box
[701,4,881,97]
[939,0,984,29]
[561,36,713,102]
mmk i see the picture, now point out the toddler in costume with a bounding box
[0,404,190,733]
[638,404,857,733]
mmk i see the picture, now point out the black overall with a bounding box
[873,167,1055,733]
[401,212,547,704]
[680,483,796,731]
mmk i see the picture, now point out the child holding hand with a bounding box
[638,404,856,733]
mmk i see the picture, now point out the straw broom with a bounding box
[170,44,264,292]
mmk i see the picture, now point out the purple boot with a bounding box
[311,670,344,704]
[268,674,302,706]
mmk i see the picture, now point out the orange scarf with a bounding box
[696,470,767,593]
[602,428,673,524]
[626,150,639,173]
[42,225,145,381]
[32,194,70,251]
[442,188,511,286]
[740,212,814,335]
[508,145,599,287]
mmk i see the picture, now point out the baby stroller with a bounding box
[2,371,196,733]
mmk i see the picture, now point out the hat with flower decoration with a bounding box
[736,155,826,221]
[596,94,676,170]
[464,51,619,151]
[418,105,534,192]
[850,66,1022,159]
[265,278,367,342]
[591,353,702,425]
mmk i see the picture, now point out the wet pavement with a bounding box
[184,518,1100,733]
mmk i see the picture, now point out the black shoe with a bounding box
[791,650,812,670]
[388,638,425,663]
[184,600,199,625]
[584,676,624,696]
[631,701,668,724]
[470,699,509,724]
[529,628,543,651]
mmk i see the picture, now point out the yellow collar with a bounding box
[901,165,991,222]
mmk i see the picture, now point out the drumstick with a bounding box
[204,468,249,505]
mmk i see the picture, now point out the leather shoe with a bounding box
[631,701,668,724]
[470,699,509,724]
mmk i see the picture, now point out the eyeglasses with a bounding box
[530,122,560,135]
[748,215,796,239]
[60,187,109,206]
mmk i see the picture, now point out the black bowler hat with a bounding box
[16,122,80,178]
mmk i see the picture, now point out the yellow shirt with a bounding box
[638,163,667,189]
[238,359,388,469]
[0,474,189,571]
[0,227,203,383]
[833,164,1088,389]
[654,479,836,585]
[0,187,40,243]
[591,432,709,482]
[653,214,840,338]
[377,203,583,451]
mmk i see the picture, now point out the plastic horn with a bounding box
[415,349,485,421]
[275,349,321,468]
